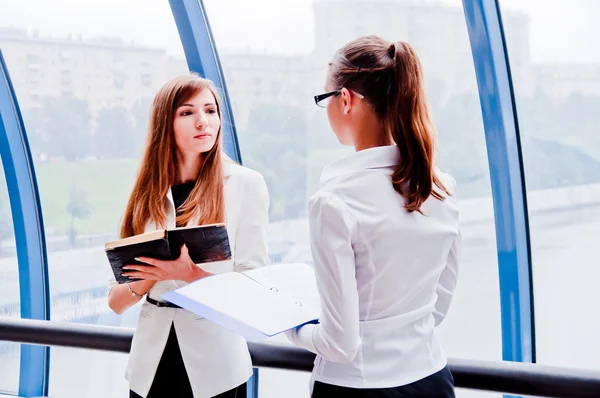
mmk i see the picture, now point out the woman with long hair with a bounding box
[108,74,270,398]
[287,36,461,398]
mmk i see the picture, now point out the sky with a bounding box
[0,0,599,63]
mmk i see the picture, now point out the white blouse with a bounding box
[287,145,461,390]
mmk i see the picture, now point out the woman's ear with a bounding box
[341,88,352,115]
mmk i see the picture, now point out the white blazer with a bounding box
[287,145,461,390]
[110,161,270,398]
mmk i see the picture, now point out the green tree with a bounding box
[239,103,308,221]
[432,89,600,194]
[23,106,47,160]
[66,185,92,246]
[43,96,92,161]
[561,92,600,155]
[434,91,490,197]
[131,98,153,158]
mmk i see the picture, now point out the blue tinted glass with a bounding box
[0,157,20,395]
[501,0,600,371]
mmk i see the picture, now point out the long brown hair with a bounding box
[330,35,449,212]
[120,74,226,238]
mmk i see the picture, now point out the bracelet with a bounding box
[128,283,143,299]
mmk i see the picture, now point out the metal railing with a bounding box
[1,318,600,398]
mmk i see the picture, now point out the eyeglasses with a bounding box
[314,89,364,108]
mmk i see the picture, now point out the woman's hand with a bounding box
[122,244,211,283]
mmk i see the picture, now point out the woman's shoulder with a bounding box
[308,186,345,213]
[224,160,265,183]
[223,161,269,202]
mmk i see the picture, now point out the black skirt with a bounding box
[129,324,246,398]
[311,366,455,398]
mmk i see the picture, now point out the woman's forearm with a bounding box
[108,280,155,315]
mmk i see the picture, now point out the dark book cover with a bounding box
[167,224,232,264]
[106,224,232,284]
[106,238,172,284]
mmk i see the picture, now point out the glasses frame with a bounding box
[314,89,364,108]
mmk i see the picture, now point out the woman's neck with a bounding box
[178,153,202,183]
[352,115,391,152]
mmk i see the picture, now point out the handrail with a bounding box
[1,318,600,398]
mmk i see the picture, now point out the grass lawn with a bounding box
[34,158,139,236]
[16,149,352,237]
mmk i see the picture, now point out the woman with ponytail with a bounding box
[286,36,460,397]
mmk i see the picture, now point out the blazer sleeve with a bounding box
[233,172,271,272]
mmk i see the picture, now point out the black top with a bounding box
[137,183,196,396]
[172,181,196,212]
[133,182,245,397]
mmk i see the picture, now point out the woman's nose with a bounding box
[196,112,208,128]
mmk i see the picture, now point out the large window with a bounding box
[0,0,188,396]
[0,158,20,394]
[3,0,568,396]
[203,0,500,396]
[501,0,600,370]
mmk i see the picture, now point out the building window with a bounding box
[26,54,40,64]
[113,51,126,64]
[60,51,72,61]
[60,70,72,87]
[114,73,126,90]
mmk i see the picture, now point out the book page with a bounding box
[242,263,321,313]
[104,229,166,250]
[168,272,319,336]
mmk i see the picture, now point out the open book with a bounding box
[105,223,231,284]
[162,263,320,341]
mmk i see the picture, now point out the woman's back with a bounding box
[307,145,460,387]
[287,35,459,397]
